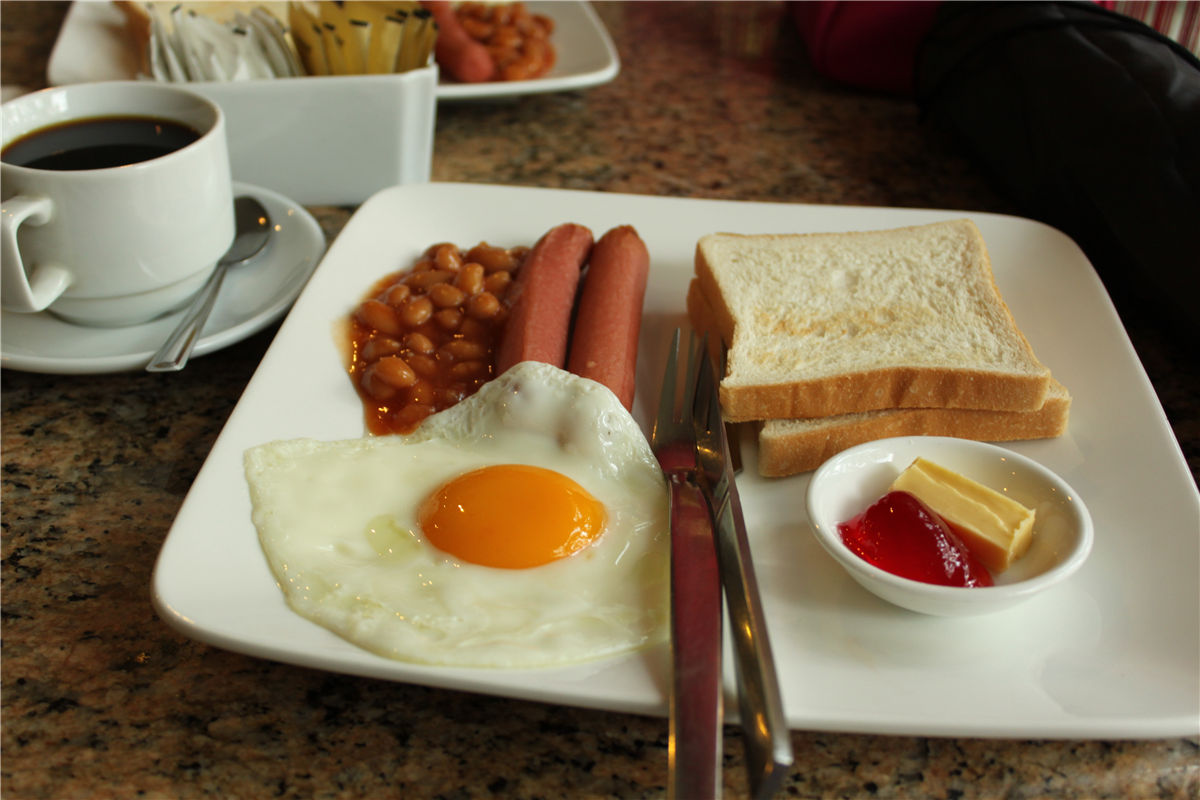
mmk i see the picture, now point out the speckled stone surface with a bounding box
[2,2,1197,798]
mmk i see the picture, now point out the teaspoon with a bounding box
[146,196,273,372]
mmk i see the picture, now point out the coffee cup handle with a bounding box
[2,194,74,313]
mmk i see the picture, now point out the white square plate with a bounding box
[153,183,1200,739]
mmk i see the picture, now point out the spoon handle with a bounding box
[145,263,230,372]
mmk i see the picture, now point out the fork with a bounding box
[692,336,794,799]
[651,329,723,800]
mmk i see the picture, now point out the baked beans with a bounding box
[348,241,530,434]
[455,2,557,82]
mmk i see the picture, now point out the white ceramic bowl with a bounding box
[805,436,1093,616]
[185,68,437,205]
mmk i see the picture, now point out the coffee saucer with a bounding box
[0,182,325,375]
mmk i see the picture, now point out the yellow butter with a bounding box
[890,457,1035,573]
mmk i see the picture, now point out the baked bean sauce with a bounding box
[348,241,529,435]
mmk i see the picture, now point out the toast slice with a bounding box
[694,219,1052,422]
[687,278,1070,476]
[754,382,1071,477]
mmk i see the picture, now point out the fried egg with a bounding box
[244,361,669,668]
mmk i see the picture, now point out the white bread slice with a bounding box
[686,279,1070,477]
[755,383,1071,477]
[694,220,1052,422]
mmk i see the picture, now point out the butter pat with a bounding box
[890,457,1035,572]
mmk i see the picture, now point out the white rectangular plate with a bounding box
[47,1,619,101]
[153,183,1200,739]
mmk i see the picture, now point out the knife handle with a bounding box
[668,478,723,800]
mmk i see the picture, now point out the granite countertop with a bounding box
[2,2,1196,798]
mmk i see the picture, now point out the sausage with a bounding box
[494,223,594,375]
[566,225,650,410]
[421,1,495,83]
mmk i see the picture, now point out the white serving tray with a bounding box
[153,183,1200,739]
[47,1,440,205]
[45,1,618,202]
[48,0,619,102]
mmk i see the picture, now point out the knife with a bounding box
[651,330,724,800]
[667,477,723,800]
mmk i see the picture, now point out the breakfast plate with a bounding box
[47,1,620,101]
[0,182,324,375]
[153,183,1199,739]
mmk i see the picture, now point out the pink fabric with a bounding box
[791,1,1118,95]
[791,1,943,94]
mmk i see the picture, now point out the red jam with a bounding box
[837,491,994,587]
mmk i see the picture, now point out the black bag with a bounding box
[915,1,1200,336]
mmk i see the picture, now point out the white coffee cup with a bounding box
[1,81,234,327]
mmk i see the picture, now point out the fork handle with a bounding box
[713,489,792,800]
[668,478,723,800]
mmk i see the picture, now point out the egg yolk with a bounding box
[418,464,607,569]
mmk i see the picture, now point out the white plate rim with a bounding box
[0,181,325,375]
[152,182,1200,739]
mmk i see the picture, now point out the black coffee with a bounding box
[1,115,201,171]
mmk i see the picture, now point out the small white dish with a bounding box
[806,435,1094,616]
[0,182,324,375]
[176,68,436,206]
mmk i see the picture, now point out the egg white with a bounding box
[244,362,670,668]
